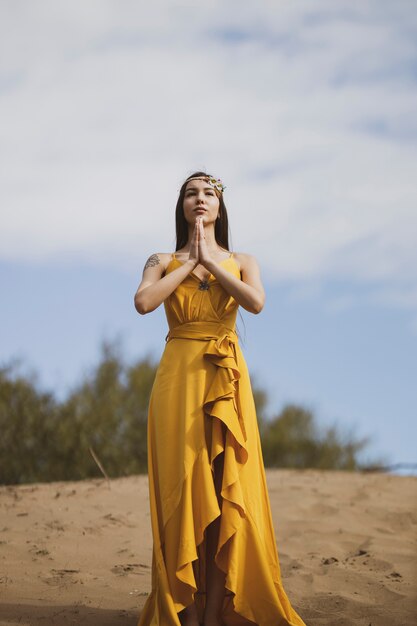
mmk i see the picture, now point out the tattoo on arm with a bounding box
[143,253,160,272]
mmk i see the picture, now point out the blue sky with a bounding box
[1,1,416,469]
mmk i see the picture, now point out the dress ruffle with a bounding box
[167,322,248,592]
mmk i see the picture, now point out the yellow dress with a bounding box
[137,252,306,626]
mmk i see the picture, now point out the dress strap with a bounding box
[229,251,234,258]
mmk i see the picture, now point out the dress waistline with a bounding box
[165,321,237,343]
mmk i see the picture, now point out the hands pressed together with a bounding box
[188,216,214,269]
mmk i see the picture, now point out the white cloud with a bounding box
[1,0,416,311]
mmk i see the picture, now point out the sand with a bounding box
[0,469,416,626]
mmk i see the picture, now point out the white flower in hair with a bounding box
[207,176,226,193]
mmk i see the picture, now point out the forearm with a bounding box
[207,261,265,314]
[134,260,195,314]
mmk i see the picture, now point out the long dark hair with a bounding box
[175,171,230,251]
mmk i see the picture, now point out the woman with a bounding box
[134,172,306,626]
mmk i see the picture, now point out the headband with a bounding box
[185,175,226,194]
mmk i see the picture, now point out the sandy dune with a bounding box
[0,469,416,625]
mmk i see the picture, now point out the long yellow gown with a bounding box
[137,252,306,626]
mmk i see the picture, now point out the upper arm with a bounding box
[236,253,265,298]
[135,253,169,295]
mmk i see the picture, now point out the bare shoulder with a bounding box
[233,252,260,272]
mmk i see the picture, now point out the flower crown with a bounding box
[185,175,226,193]
[207,175,226,193]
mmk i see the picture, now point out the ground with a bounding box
[0,469,416,626]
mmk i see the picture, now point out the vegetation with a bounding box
[0,341,378,485]
[260,404,370,470]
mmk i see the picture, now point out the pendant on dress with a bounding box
[198,279,210,291]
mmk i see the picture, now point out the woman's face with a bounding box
[183,178,220,225]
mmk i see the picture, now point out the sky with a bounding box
[1,1,417,471]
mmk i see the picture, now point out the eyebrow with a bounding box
[185,186,215,191]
